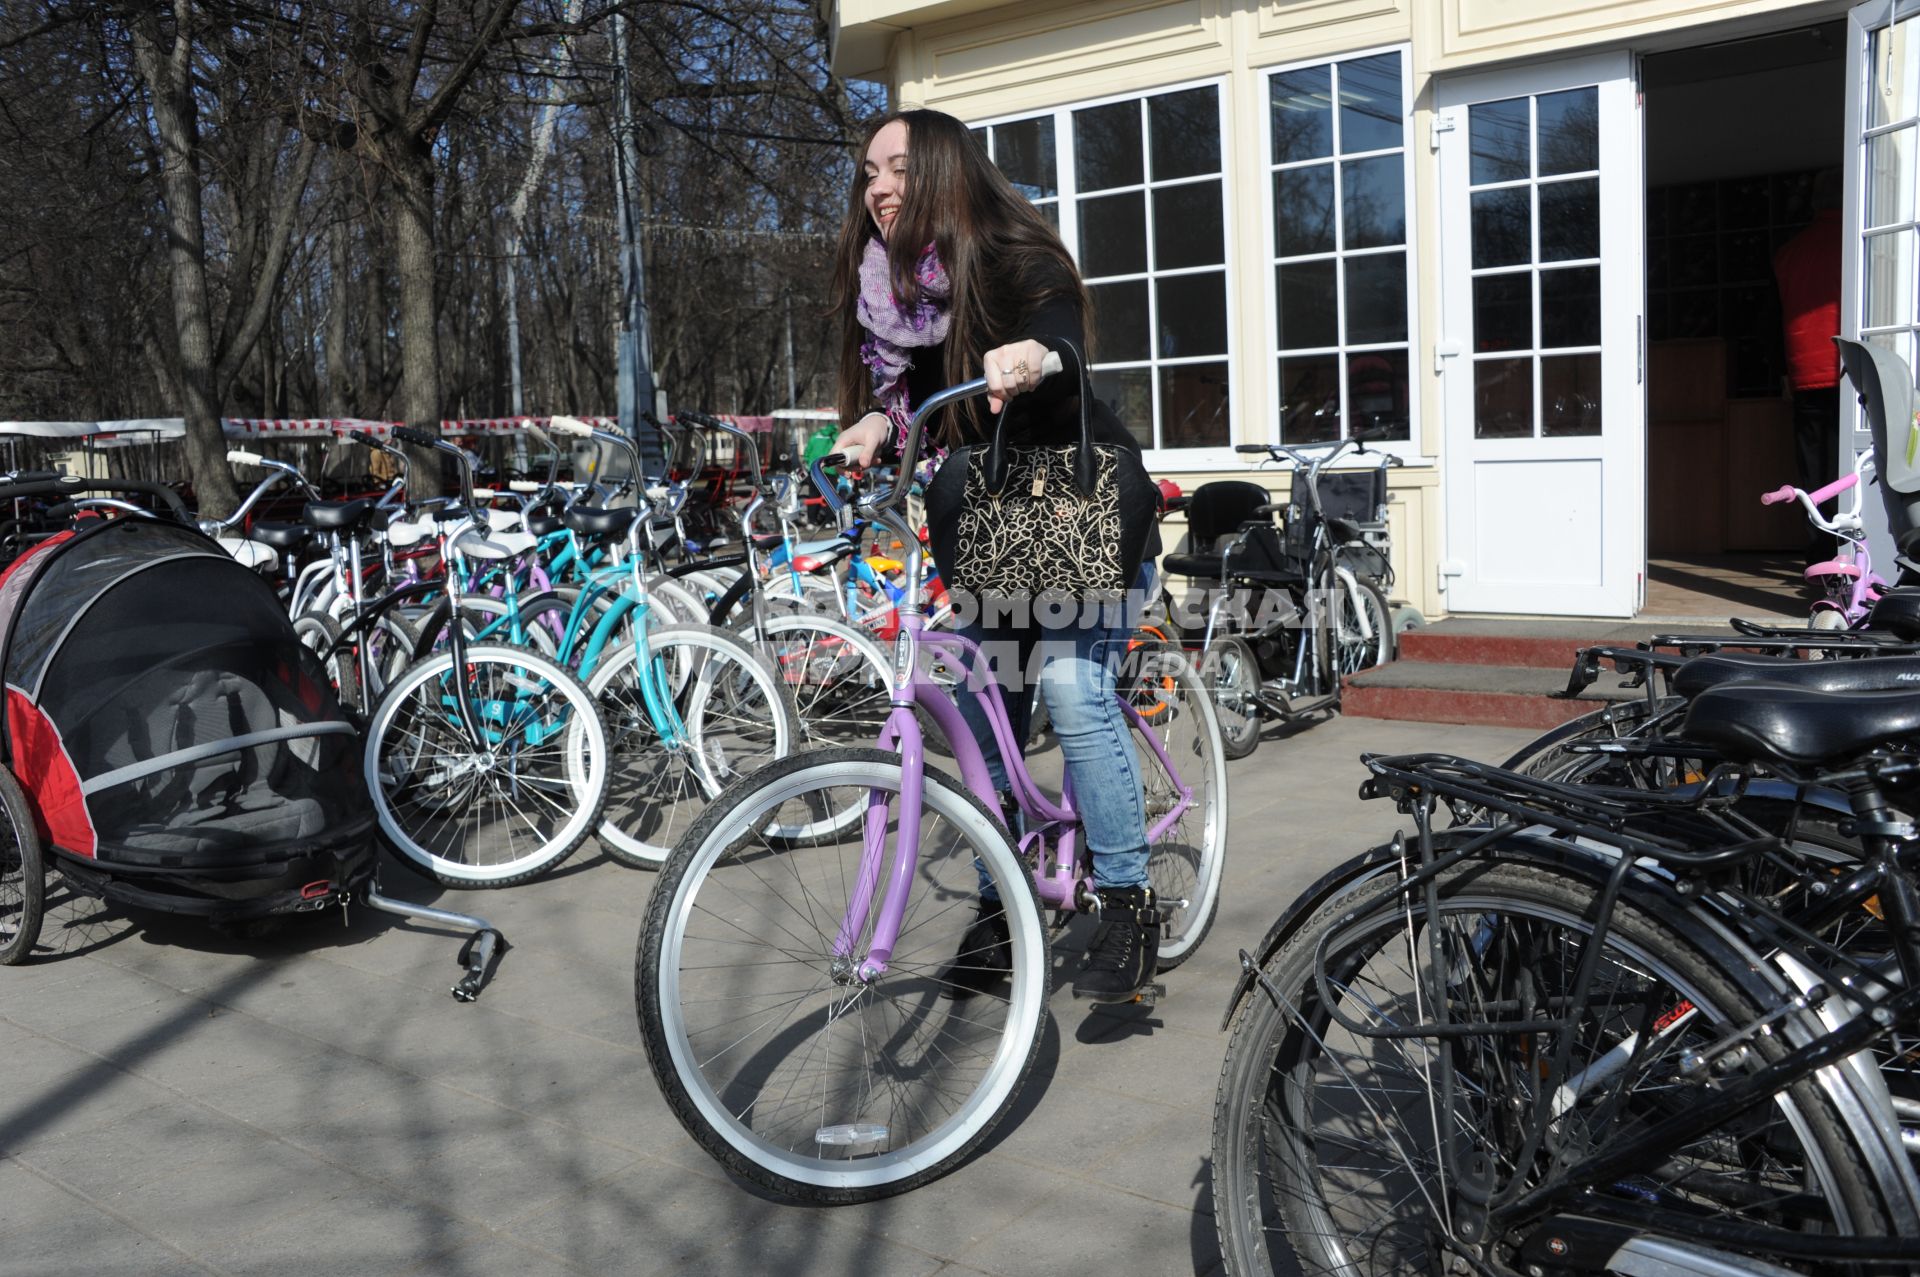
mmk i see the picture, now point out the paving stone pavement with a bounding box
[0,715,1535,1277]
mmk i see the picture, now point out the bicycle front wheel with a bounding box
[1124,642,1228,969]
[638,747,1051,1203]
[1211,860,1897,1277]
[366,644,609,887]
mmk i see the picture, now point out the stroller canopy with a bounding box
[0,518,370,872]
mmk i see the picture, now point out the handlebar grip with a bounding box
[1235,444,1273,455]
[348,430,384,448]
[469,487,496,500]
[508,480,542,494]
[1038,351,1064,378]
[1760,485,1798,506]
[391,426,438,447]
[227,450,265,466]
[548,415,594,438]
[819,452,848,469]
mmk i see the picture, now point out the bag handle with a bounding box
[981,339,1096,499]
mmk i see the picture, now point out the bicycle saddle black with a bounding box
[1670,652,1920,699]
[1869,588,1920,641]
[1681,683,1920,766]
[305,498,376,531]
[527,509,564,538]
[247,522,310,551]
[563,504,638,539]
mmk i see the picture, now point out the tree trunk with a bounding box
[391,145,442,485]
[129,9,238,517]
[326,216,352,417]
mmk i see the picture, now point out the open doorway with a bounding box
[1641,21,1846,618]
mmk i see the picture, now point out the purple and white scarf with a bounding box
[857,238,950,457]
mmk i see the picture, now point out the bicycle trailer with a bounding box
[0,516,375,919]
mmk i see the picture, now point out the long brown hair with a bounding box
[830,109,1089,442]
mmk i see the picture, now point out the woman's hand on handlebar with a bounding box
[983,339,1052,414]
[831,411,890,468]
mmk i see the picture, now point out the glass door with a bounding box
[1845,0,1920,564]
[1435,52,1645,616]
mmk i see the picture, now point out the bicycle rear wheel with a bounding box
[1124,642,1228,969]
[366,644,608,887]
[587,623,797,867]
[1212,859,1898,1277]
[638,747,1050,1203]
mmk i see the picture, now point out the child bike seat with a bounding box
[563,504,640,540]
[1869,587,1920,640]
[247,522,310,552]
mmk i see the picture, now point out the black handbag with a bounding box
[923,340,1158,603]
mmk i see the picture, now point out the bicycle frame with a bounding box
[828,375,1196,984]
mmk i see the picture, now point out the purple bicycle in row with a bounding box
[635,361,1229,1202]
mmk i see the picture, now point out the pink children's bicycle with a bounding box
[1761,447,1886,628]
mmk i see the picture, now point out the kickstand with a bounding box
[362,878,508,1002]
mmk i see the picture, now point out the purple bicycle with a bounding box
[636,363,1228,1202]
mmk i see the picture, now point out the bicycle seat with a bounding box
[1672,652,1920,699]
[1681,683,1920,766]
[1870,588,1920,640]
[563,504,639,540]
[305,498,375,532]
[527,509,564,538]
[247,522,310,552]
[452,525,539,561]
[752,533,787,551]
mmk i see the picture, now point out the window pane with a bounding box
[1865,230,1917,330]
[1540,266,1600,348]
[1274,165,1336,257]
[1279,353,1341,443]
[1277,260,1338,350]
[1541,353,1602,436]
[1344,252,1407,345]
[1539,178,1599,261]
[1471,188,1531,268]
[1337,53,1402,154]
[1473,274,1532,353]
[1470,98,1529,185]
[1272,65,1333,165]
[1341,155,1405,249]
[1537,87,1598,175]
[1090,280,1150,361]
[1475,357,1533,438]
[1870,18,1920,129]
[1079,192,1147,277]
[1347,349,1410,440]
[1160,362,1230,447]
[1150,87,1219,180]
[1092,367,1154,449]
[1074,101,1143,191]
[994,115,1057,200]
[1154,181,1224,269]
[971,126,988,152]
[1037,202,1059,230]
[1157,272,1227,358]
[1868,126,1915,229]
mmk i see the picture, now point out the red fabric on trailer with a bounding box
[6,688,94,857]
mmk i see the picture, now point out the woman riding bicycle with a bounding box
[829,108,1162,1003]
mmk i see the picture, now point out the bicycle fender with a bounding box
[1218,828,1703,1033]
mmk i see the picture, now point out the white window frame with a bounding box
[1259,43,1428,468]
[972,75,1239,472]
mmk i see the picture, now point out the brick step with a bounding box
[1397,618,1738,670]
[1343,660,1635,729]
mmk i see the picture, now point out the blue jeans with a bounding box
[954,597,1151,896]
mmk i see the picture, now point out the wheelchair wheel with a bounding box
[0,768,45,965]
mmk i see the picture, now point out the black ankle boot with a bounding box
[938,898,1012,1001]
[1072,885,1161,1002]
